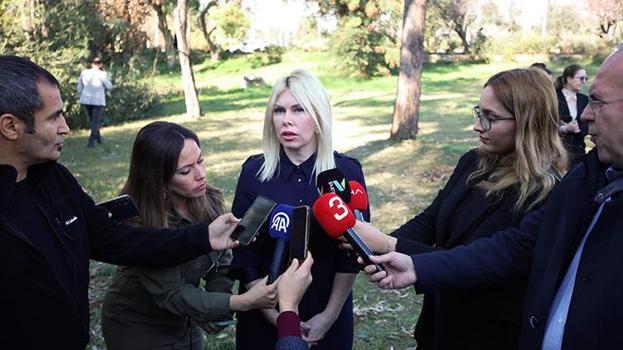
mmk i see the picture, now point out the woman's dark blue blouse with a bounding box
[230,150,370,350]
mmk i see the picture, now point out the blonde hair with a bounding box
[469,68,569,212]
[258,69,335,182]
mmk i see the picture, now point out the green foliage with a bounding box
[329,15,395,77]
[317,0,401,77]
[0,0,157,129]
[484,32,555,58]
[211,2,251,50]
[248,45,285,68]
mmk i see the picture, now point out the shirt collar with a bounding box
[561,88,577,98]
[167,207,192,227]
[279,149,316,182]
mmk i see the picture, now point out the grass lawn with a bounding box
[64,51,598,349]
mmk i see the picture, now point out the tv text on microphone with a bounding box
[313,193,384,273]
[348,180,368,222]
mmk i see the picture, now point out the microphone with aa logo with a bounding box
[348,180,368,222]
[312,193,385,273]
[267,204,294,285]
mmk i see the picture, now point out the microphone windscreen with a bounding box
[348,180,368,211]
[317,168,351,203]
[269,204,294,241]
[312,193,356,239]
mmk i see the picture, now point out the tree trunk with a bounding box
[454,27,470,54]
[174,0,202,118]
[198,0,220,62]
[390,0,426,140]
[151,1,177,64]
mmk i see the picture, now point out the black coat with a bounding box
[0,162,213,349]
[392,149,527,350]
[556,89,589,164]
[413,149,623,349]
[229,151,369,350]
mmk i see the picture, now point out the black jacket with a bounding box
[0,162,213,349]
[392,150,527,350]
[414,149,623,349]
[556,88,589,164]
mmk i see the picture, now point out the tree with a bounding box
[390,0,426,140]
[198,0,220,61]
[147,0,177,63]
[197,0,250,61]
[430,0,476,53]
[174,0,202,118]
[586,0,623,39]
[314,0,402,76]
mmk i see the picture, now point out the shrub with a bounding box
[329,16,391,77]
[249,45,285,68]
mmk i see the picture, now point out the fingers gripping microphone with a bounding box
[312,193,385,273]
[348,180,368,222]
[267,204,294,284]
[317,168,351,203]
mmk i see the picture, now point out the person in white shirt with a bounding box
[77,57,113,148]
[554,64,589,165]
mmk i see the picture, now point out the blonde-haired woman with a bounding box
[230,69,370,349]
[350,68,568,350]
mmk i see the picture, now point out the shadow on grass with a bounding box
[149,86,271,118]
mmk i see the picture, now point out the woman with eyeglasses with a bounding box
[554,64,589,165]
[345,68,568,350]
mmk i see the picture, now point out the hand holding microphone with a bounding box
[312,193,385,273]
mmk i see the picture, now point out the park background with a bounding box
[1,0,620,348]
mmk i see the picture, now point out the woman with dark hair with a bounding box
[350,68,569,349]
[554,64,589,165]
[101,121,278,350]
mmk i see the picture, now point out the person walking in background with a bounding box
[102,122,278,350]
[555,64,589,166]
[0,55,239,350]
[77,57,112,148]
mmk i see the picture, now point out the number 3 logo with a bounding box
[329,196,349,221]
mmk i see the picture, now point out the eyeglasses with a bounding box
[575,76,588,82]
[472,106,514,132]
[587,97,623,114]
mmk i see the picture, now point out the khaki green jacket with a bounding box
[102,213,234,335]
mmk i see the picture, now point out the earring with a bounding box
[163,186,169,200]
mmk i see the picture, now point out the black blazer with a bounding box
[392,150,528,350]
[556,89,589,165]
[412,150,623,350]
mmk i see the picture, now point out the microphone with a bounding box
[348,180,368,222]
[312,193,385,273]
[267,204,294,284]
[317,168,351,203]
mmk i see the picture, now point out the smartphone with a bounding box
[289,205,310,262]
[212,319,237,327]
[233,196,277,245]
[96,194,139,221]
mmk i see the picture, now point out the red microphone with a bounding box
[348,180,368,221]
[313,193,384,272]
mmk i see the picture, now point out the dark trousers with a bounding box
[84,104,104,144]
